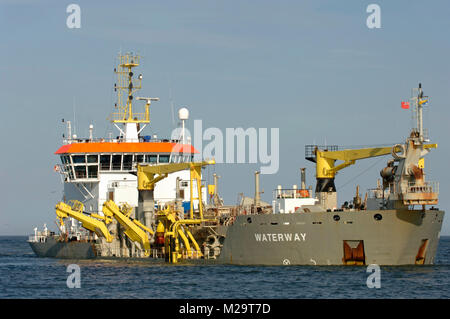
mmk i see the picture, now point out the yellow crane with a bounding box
[137,159,216,219]
[306,144,437,209]
[137,159,216,262]
[102,200,153,256]
[55,200,114,242]
[312,144,437,180]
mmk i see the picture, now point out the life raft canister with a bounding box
[296,189,310,198]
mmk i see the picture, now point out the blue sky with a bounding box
[1,0,449,235]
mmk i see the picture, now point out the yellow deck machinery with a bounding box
[305,144,436,210]
[136,160,216,263]
[54,160,216,262]
[55,200,114,242]
[102,200,153,256]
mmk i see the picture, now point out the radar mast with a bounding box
[110,52,159,142]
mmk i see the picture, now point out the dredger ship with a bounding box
[29,53,445,265]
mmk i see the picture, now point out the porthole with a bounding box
[333,215,340,221]
[374,213,383,221]
[247,217,252,223]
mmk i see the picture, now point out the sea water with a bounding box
[1,236,449,298]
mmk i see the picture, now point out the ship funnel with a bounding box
[300,168,306,189]
[254,171,261,207]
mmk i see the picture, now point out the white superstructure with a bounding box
[54,53,206,222]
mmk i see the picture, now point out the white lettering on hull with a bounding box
[254,233,306,242]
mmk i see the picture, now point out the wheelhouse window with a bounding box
[67,168,74,180]
[112,155,122,170]
[145,155,158,163]
[88,166,98,178]
[87,155,98,163]
[74,166,86,178]
[135,155,144,163]
[123,155,133,170]
[63,154,100,180]
[100,155,111,170]
[72,155,85,164]
[159,155,170,163]
[60,155,70,164]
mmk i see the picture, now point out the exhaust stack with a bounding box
[254,171,260,207]
[300,168,306,189]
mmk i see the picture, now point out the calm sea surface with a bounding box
[1,236,449,299]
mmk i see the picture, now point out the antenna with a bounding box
[411,82,429,142]
[136,97,160,106]
[72,96,76,136]
[418,83,423,141]
[168,76,175,126]
[111,53,147,124]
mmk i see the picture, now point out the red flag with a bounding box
[401,101,410,109]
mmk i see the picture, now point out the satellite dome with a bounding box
[178,107,189,120]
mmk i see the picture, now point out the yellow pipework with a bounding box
[136,159,216,262]
[190,163,205,219]
[177,227,192,255]
[186,229,201,253]
[156,197,217,263]
[165,218,217,263]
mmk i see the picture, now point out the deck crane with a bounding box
[136,159,216,228]
[305,144,436,210]
[136,159,216,262]
[102,200,153,256]
[306,83,438,211]
[55,200,114,242]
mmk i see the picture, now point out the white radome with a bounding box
[178,107,189,120]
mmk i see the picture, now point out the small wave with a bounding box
[0,253,35,258]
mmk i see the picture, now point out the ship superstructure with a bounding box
[53,53,205,235]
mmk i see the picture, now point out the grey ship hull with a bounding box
[29,209,445,265]
[218,209,445,265]
[29,237,96,259]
